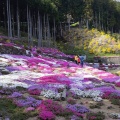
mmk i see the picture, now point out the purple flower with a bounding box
[9,92,22,98]
[66,104,89,113]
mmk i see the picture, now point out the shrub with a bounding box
[87,112,105,120]
[89,102,104,109]
[39,111,55,120]
[110,99,120,106]
[67,97,76,105]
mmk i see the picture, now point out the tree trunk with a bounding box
[43,14,46,45]
[38,11,41,47]
[95,12,98,29]
[12,10,15,37]
[8,0,12,38]
[53,18,56,48]
[29,11,33,46]
[40,17,42,47]
[60,22,62,36]
[7,0,10,37]
[6,0,12,38]
[27,5,30,46]
[98,11,100,29]
[86,19,89,29]
[79,20,81,28]
[3,2,7,31]
[47,14,51,47]
[17,0,20,38]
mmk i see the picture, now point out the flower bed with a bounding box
[0,43,120,119]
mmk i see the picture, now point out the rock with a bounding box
[0,63,8,67]
[1,69,10,75]
[61,89,66,101]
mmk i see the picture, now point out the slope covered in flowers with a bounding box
[0,43,120,119]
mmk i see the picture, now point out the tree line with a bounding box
[58,0,120,33]
[0,0,58,47]
[0,0,120,47]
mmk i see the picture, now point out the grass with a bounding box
[0,98,38,120]
[110,99,120,106]
[87,112,105,120]
[89,102,104,109]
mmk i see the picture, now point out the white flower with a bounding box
[93,97,102,102]
[110,113,120,119]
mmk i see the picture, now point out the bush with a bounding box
[87,112,105,120]
[39,110,55,120]
[110,99,120,106]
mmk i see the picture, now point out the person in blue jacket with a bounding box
[79,55,84,67]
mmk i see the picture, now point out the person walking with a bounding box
[74,55,80,65]
[79,55,84,67]
[74,55,78,64]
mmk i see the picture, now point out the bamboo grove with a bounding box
[0,0,120,47]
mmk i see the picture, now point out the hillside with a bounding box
[61,28,120,56]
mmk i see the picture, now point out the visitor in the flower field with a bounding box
[79,55,84,67]
[77,56,81,65]
[83,55,86,61]
[74,55,78,64]
[74,55,80,64]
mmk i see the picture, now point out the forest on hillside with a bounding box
[0,0,120,47]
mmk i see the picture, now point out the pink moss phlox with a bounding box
[28,89,41,95]
[102,91,113,99]
[39,110,55,120]
[38,75,71,85]
[24,107,35,112]
[115,82,120,87]
[38,100,66,115]
[74,112,84,118]
[37,104,47,112]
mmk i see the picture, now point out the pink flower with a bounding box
[90,116,96,120]
[28,89,41,95]
[24,107,35,112]
[39,110,55,120]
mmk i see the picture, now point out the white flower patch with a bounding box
[0,58,9,62]
[110,113,120,119]
[70,88,103,98]
[0,54,25,61]
[89,90,103,97]
[48,84,66,89]
[69,77,84,81]
[94,82,105,87]
[70,82,84,89]
[38,63,50,68]
[41,90,61,99]
[84,75,95,78]
[93,97,103,102]
[70,88,84,96]
[0,70,47,88]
